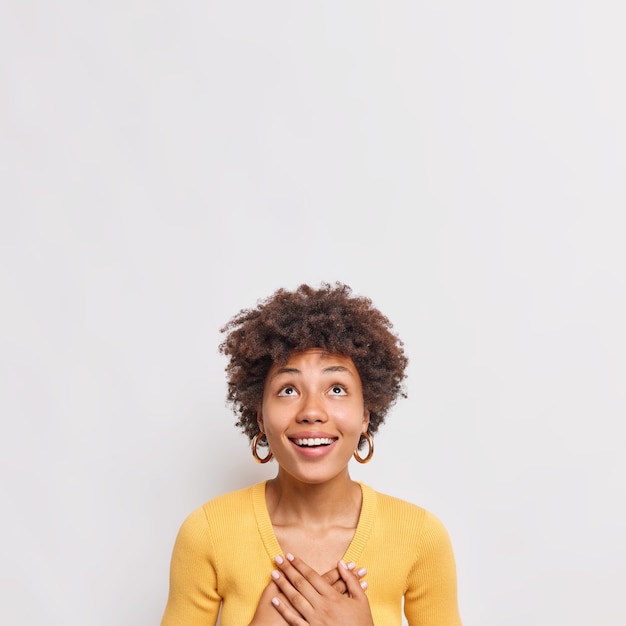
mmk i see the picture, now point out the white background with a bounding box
[1,2,625,625]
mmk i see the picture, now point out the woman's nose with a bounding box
[296,394,327,423]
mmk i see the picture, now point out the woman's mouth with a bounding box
[291,437,337,448]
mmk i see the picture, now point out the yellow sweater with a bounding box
[161,482,461,626]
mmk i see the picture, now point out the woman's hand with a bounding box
[248,561,367,626]
[321,562,367,595]
[248,580,290,626]
[269,554,374,626]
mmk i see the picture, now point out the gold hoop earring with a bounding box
[252,432,273,464]
[353,432,374,464]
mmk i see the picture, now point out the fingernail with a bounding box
[272,597,280,607]
[360,581,368,590]
[274,555,284,564]
[339,560,348,569]
[357,567,367,576]
[347,562,356,570]
[271,570,280,580]
[286,553,294,561]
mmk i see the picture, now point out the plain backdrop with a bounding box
[1,2,625,625]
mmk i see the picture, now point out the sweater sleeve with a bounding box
[404,510,462,626]
[160,507,222,626]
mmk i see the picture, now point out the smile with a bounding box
[291,437,337,447]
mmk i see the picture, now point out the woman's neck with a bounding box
[265,469,363,529]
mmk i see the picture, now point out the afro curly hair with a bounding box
[219,282,408,447]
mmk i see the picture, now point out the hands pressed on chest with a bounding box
[248,554,373,626]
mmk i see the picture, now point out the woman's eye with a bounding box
[329,385,347,396]
[278,386,297,397]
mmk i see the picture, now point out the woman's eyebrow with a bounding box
[322,365,353,375]
[270,365,353,378]
[270,367,301,378]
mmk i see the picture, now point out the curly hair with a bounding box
[219,282,408,447]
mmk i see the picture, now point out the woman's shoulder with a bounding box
[193,481,265,520]
[362,484,452,539]
[362,483,425,514]
[177,482,264,533]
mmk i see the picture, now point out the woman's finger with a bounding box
[249,579,293,626]
[338,560,369,597]
[275,554,329,598]
[321,566,341,587]
[271,558,316,618]
[270,595,308,626]
[323,563,367,595]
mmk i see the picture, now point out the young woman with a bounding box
[160,283,462,626]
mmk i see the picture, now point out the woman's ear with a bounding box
[361,410,370,433]
[257,410,264,433]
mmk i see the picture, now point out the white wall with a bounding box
[1,2,625,625]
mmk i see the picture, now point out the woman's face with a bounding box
[258,349,370,486]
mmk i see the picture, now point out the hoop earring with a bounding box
[252,432,273,464]
[353,432,374,464]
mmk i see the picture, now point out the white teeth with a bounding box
[294,438,335,447]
